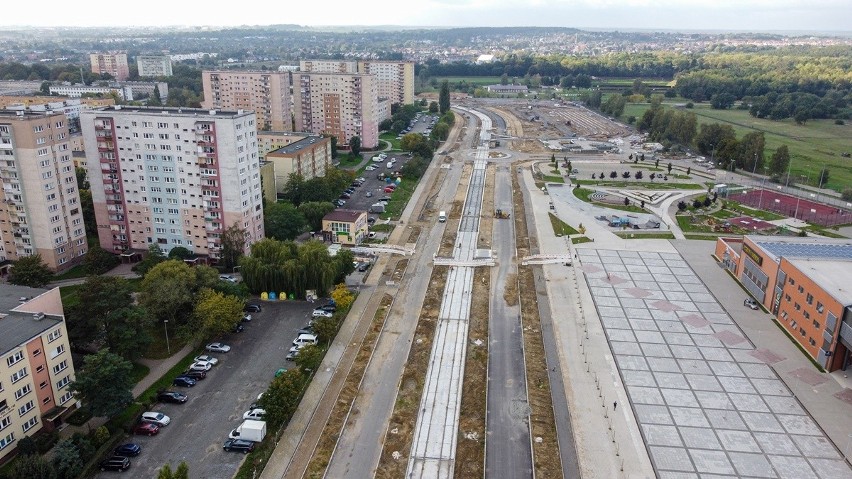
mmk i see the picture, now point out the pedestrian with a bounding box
[613,401,617,411]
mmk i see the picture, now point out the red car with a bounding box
[134,423,159,436]
[384,186,395,193]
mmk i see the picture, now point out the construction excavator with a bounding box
[495,209,510,219]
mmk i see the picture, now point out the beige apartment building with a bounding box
[201,71,292,131]
[0,111,87,273]
[80,106,264,260]
[299,60,358,73]
[265,135,332,194]
[0,284,77,464]
[136,55,173,77]
[357,61,415,105]
[293,72,379,149]
[90,53,130,81]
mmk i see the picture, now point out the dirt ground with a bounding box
[511,169,562,478]
[478,164,496,249]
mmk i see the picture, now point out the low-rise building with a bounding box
[321,209,367,246]
[485,84,528,95]
[264,135,332,195]
[0,284,78,464]
[715,236,852,371]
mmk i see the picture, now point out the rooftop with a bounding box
[86,106,253,118]
[785,258,852,306]
[323,209,366,222]
[0,109,63,120]
[0,285,63,357]
[267,135,327,156]
[749,236,852,262]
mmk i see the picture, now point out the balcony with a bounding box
[96,131,113,139]
[840,321,852,345]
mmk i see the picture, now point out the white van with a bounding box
[438,211,447,223]
[387,161,393,169]
[292,334,318,347]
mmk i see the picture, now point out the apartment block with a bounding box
[201,71,291,131]
[299,60,358,74]
[0,111,87,273]
[0,284,78,464]
[293,72,378,149]
[265,135,331,194]
[90,53,130,81]
[137,55,173,77]
[257,131,316,157]
[80,106,264,260]
[716,236,852,371]
[357,61,415,105]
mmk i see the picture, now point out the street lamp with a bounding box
[164,320,171,356]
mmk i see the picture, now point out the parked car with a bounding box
[312,309,333,318]
[156,391,188,404]
[141,412,170,427]
[180,371,206,381]
[134,423,159,436]
[744,298,760,310]
[205,343,231,353]
[219,274,238,283]
[366,191,373,198]
[193,355,218,366]
[384,186,395,193]
[244,304,262,313]
[242,313,252,322]
[223,439,255,454]
[113,443,141,457]
[242,408,266,420]
[233,323,245,333]
[320,303,336,312]
[367,217,376,224]
[189,361,213,372]
[99,456,131,472]
[173,376,197,387]
[358,262,370,272]
[285,351,299,361]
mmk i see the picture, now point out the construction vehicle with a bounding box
[495,209,510,219]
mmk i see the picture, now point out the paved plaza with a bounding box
[578,248,852,479]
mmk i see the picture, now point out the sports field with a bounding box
[730,189,852,226]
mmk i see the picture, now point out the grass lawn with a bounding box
[548,213,579,236]
[541,174,564,183]
[53,264,89,281]
[621,102,852,192]
[370,224,394,233]
[574,179,704,190]
[337,154,364,169]
[131,362,151,383]
[615,231,676,239]
[380,179,417,220]
[722,200,786,221]
[144,320,190,360]
[380,132,401,151]
[572,236,593,244]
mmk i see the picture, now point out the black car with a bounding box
[113,443,141,457]
[358,263,370,272]
[223,439,255,454]
[157,391,188,404]
[233,323,245,333]
[173,376,197,388]
[244,304,262,313]
[99,456,131,472]
[320,304,336,313]
[297,325,315,335]
[181,370,206,381]
[367,217,376,224]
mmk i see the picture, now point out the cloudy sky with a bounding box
[2,0,850,32]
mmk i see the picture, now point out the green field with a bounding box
[621,103,852,192]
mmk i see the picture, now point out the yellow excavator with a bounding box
[495,209,510,219]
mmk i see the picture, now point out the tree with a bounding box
[737,132,765,171]
[139,260,195,326]
[686,167,691,175]
[83,246,119,275]
[710,93,736,109]
[551,154,556,164]
[703,197,712,207]
[260,369,305,428]
[400,132,425,153]
[322,134,338,160]
[265,202,306,241]
[635,171,644,180]
[295,344,323,372]
[75,166,89,190]
[104,307,153,361]
[167,246,193,260]
[348,136,361,156]
[330,283,355,310]
[622,171,631,179]
[609,171,618,179]
[69,349,133,417]
[430,122,450,141]
[133,244,166,276]
[312,316,338,344]
[9,254,53,287]
[298,201,336,231]
[157,462,188,479]
[439,80,450,114]
[428,101,439,113]
[220,223,248,271]
[768,145,790,176]
[52,439,84,479]
[842,188,852,202]
[667,162,673,174]
[10,454,56,479]
[623,197,630,206]
[500,73,509,85]
[678,201,688,211]
[191,289,244,339]
[80,189,97,238]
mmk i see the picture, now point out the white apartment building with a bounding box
[0,284,78,463]
[201,71,292,131]
[50,82,168,103]
[357,61,415,105]
[299,60,358,74]
[293,72,379,149]
[137,55,173,77]
[80,106,264,260]
[0,111,87,273]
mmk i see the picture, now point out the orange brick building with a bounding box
[715,236,852,371]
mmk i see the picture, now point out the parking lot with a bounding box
[95,300,319,478]
[345,153,413,216]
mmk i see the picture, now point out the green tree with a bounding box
[710,93,736,109]
[298,201,336,231]
[139,260,195,326]
[841,188,852,202]
[9,254,53,287]
[83,246,119,275]
[192,289,244,339]
[500,73,509,85]
[133,244,166,276]
[52,439,83,479]
[80,189,97,238]
[265,202,306,241]
[10,454,56,479]
[312,316,338,344]
[220,223,248,272]
[348,135,361,156]
[260,369,305,428]
[737,132,765,171]
[428,101,439,113]
[430,122,450,141]
[439,80,450,114]
[69,349,133,417]
[280,173,305,205]
[667,162,673,174]
[67,276,134,348]
[400,133,425,152]
[330,283,354,310]
[768,145,790,176]
[174,462,189,479]
[104,307,153,361]
[695,123,736,157]
[75,166,89,190]
[168,246,193,260]
[295,344,323,372]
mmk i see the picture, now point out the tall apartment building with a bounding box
[299,60,358,74]
[89,53,130,81]
[357,61,415,105]
[0,111,87,273]
[80,106,264,260]
[0,284,78,464]
[293,72,378,149]
[137,55,173,77]
[201,71,292,131]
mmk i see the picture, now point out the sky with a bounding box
[2,0,851,32]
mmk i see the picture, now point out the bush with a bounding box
[685,102,694,109]
[66,407,93,426]
[842,188,852,202]
[835,119,845,125]
[677,201,687,211]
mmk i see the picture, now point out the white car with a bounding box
[219,275,238,283]
[312,309,333,318]
[193,355,219,366]
[243,408,266,420]
[366,165,377,171]
[141,411,171,427]
[189,361,213,372]
[205,343,231,353]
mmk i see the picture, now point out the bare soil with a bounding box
[478,164,496,249]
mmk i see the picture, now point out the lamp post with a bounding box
[164,320,171,356]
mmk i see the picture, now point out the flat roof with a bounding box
[323,209,365,222]
[86,106,252,118]
[748,236,852,262]
[268,135,326,156]
[0,109,63,120]
[785,258,852,306]
[0,285,63,356]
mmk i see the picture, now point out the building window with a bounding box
[17,400,34,417]
[13,384,31,400]
[56,375,71,390]
[0,416,9,430]
[36,365,44,373]
[39,381,47,390]
[816,302,824,313]
[47,328,62,343]
[51,344,65,359]
[58,391,73,405]
[813,320,820,329]
[0,433,14,450]
[10,367,27,384]
[42,396,51,405]
[806,293,813,305]
[21,417,37,433]
[32,349,41,357]
[52,360,68,375]
[808,337,816,347]
[5,351,24,367]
